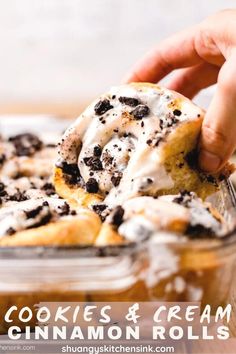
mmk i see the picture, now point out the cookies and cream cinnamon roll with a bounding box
[0,133,57,179]
[95,191,226,246]
[0,132,59,208]
[54,83,233,212]
[0,197,101,246]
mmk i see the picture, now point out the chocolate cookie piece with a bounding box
[173,109,182,116]
[85,178,99,193]
[111,206,124,227]
[0,154,6,167]
[118,96,140,107]
[83,156,103,171]
[94,99,113,115]
[131,105,150,120]
[56,160,81,185]
[111,172,122,187]
[42,183,56,196]
[93,145,102,157]
[57,202,70,216]
[8,133,43,157]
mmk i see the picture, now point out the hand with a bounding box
[124,10,236,173]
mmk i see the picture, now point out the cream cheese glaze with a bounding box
[58,84,203,207]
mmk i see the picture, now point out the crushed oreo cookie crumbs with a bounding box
[85,178,99,193]
[111,172,123,187]
[9,133,43,157]
[94,99,113,115]
[6,227,16,236]
[0,154,6,167]
[83,156,103,171]
[93,145,102,157]
[131,105,150,120]
[173,109,182,116]
[58,202,70,216]
[111,206,124,227]
[56,160,82,185]
[42,183,56,196]
[118,96,140,107]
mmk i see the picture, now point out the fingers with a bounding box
[124,26,203,83]
[166,63,220,99]
[199,53,236,172]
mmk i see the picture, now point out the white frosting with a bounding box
[113,194,224,241]
[117,196,189,241]
[59,84,203,207]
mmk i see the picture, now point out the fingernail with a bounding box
[199,150,221,172]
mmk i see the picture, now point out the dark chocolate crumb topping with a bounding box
[111,206,124,227]
[28,213,52,229]
[58,202,70,216]
[6,227,16,236]
[173,190,192,207]
[186,224,215,239]
[102,151,114,167]
[0,154,6,167]
[94,99,113,115]
[56,160,81,185]
[111,172,123,187]
[93,145,102,157]
[42,183,56,196]
[92,204,107,214]
[173,109,182,116]
[8,189,27,202]
[8,133,43,157]
[0,182,5,192]
[85,178,99,193]
[83,156,103,171]
[131,105,150,120]
[118,96,140,107]
[24,204,46,219]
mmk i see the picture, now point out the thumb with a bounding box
[199,54,236,173]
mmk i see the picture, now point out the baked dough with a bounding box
[54,83,233,215]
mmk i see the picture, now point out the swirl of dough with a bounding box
[55,83,225,211]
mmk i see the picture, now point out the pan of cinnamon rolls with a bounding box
[0,83,236,313]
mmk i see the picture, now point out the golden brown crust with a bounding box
[95,223,124,246]
[0,208,101,247]
[54,167,102,207]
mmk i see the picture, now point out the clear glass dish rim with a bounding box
[0,180,236,260]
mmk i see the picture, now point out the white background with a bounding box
[0,0,234,113]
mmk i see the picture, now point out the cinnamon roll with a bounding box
[54,83,232,213]
[95,191,226,246]
[0,133,57,179]
[0,133,58,207]
[0,197,101,246]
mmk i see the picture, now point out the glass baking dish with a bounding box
[0,116,236,334]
